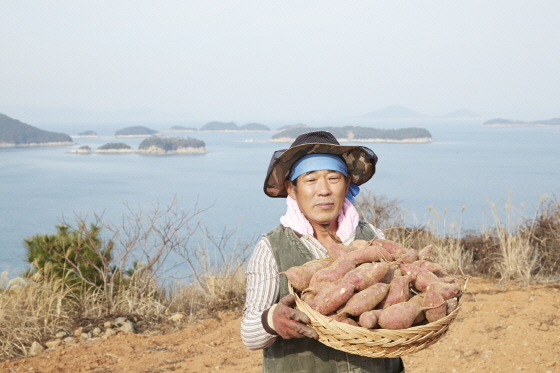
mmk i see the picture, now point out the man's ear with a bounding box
[285,180,296,199]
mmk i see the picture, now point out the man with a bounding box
[241,131,405,373]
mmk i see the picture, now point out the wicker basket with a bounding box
[289,281,464,358]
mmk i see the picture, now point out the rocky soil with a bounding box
[1,278,558,373]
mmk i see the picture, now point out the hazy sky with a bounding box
[1,1,559,121]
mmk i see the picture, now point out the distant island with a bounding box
[270,126,433,143]
[483,118,560,127]
[75,130,98,137]
[0,113,74,147]
[68,145,92,154]
[165,121,272,132]
[115,126,159,137]
[91,136,206,155]
[162,125,198,132]
[356,105,480,119]
[95,143,134,153]
[137,136,206,154]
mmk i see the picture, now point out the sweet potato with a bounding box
[301,291,316,306]
[378,300,425,329]
[313,282,355,315]
[326,243,355,259]
[369,239,408,258]
[358,309,382,329]
[398,248,419,264]
[417,245,433,261]
[399,263,422,278]
[350,239,370,250]
[281,260,331,292]
[423,288,447,323]
[408,294,426,324]
[412,259,446,274]
[342,262,391,291]
[342,245,392,264]
[378,274,411,309]
[426,281,461,300]
[412,267,444,292]
[328,314,359,326]
[306,257,357,293]
[339,282,390,316]
[381,264,401,284]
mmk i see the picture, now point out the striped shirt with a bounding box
[240,224,384,350]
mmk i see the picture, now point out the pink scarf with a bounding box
[280,196,360,242]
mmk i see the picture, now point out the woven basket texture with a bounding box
[289,281,463,358]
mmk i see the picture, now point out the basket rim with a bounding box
[290,282,464,334]
[288,277,466,357]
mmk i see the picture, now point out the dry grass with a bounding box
[357,193,559,283]
[0,272,75,360]
[166,267,246,322]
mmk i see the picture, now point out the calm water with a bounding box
[1,119,559,274]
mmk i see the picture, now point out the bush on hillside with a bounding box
[23,224,114,289]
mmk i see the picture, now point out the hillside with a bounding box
[271,126,432,143]
[0,113,74,146]
[1,279,557,373]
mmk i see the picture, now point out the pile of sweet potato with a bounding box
[282,239,463,330]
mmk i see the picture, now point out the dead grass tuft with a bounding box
[0,272,75,360]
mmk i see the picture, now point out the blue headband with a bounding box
[288,154,360,203]
[289,154,348,181]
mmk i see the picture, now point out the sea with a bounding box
[1,118,559,276]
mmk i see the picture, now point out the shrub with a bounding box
[23,224,114,289]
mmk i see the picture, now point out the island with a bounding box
[270,126,433,143]
[75,130,98,138]
[69,145,92,154]
[163,125,198,132]
[483,118,560,127]
[137,136,206,155]
[0,113,74,147]
[95,143,135,153]
[115,126,159,137]
[199,121,271,132]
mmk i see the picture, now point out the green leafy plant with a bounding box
[23,223,114,289]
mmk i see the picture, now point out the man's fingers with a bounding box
[278,294,295,307]
[282,320,319,340]
[290,309,311,325]
[293,323,319,340]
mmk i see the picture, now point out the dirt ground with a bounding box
[1,278,558,373]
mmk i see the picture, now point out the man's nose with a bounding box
[316,177,332,195]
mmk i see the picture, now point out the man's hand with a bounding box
[271,294,319,340]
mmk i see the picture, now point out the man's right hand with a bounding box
[271,294,319,340]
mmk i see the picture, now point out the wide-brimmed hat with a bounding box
[264,130,378,198]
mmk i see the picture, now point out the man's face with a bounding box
[285,169,349,227]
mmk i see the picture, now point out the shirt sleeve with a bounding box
[240,237,280,350]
